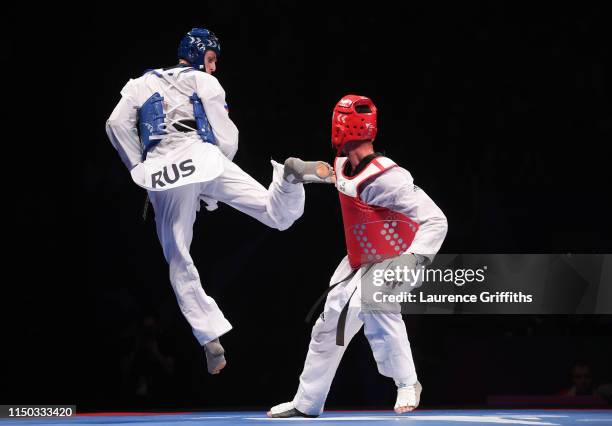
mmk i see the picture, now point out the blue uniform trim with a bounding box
[179,67,197,75]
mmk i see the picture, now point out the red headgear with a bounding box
[331,94,377,154]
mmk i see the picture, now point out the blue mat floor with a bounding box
[1,410,611,426]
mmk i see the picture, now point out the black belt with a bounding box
[336,286,358,346]
[173,120,197,132]
[304,267,375,347]
[304,269,358,323]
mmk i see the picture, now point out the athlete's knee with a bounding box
[268,213,297,231]
[309,320,337,351]
[274,219,295,231]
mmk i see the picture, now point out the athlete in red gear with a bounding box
[268,95,448,417]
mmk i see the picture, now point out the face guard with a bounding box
[332,94,377,155]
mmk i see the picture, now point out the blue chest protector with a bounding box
[139,92,216,160]
[138,92,167,161]
[138,67,217,160]
[190,93,217,145]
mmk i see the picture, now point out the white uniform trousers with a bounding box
[293,257,417,416]
[148,156,304,345]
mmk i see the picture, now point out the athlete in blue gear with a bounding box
[106,28,334,375]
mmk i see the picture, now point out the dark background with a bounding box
[3,1,612,412]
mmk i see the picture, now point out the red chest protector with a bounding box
[334,156,419,269]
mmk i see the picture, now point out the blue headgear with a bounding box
[177,28,221,70]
